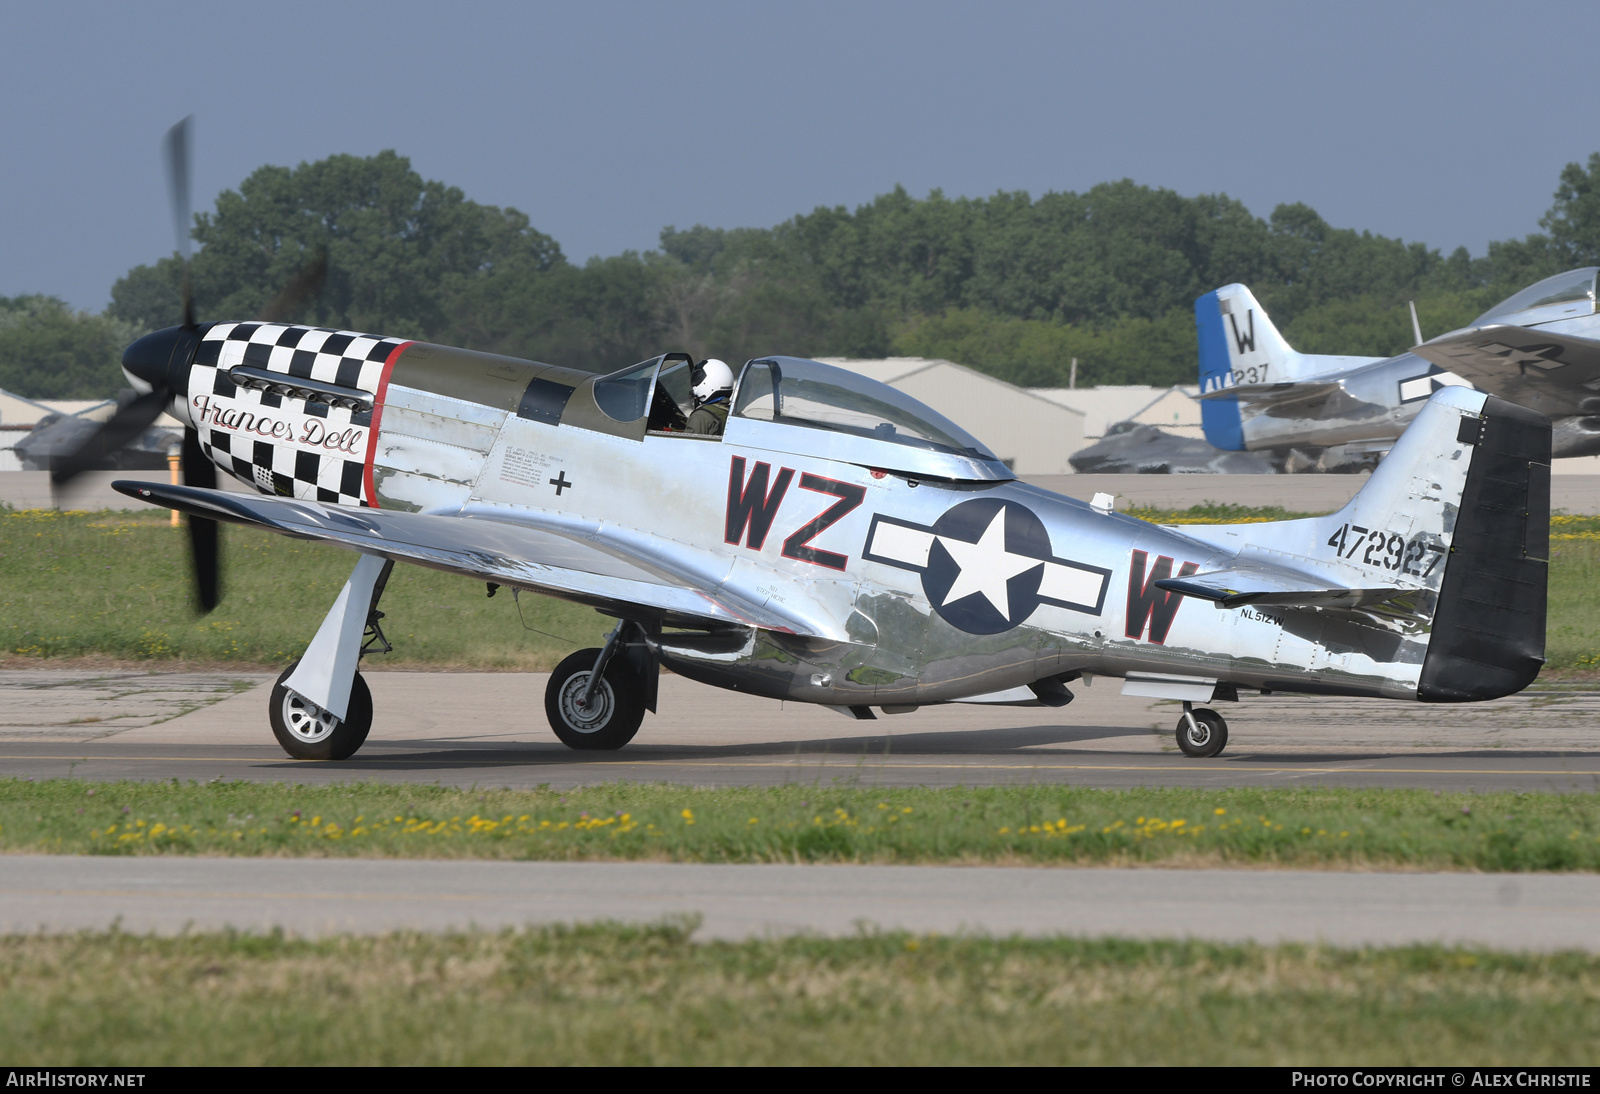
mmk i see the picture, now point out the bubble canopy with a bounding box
[728,357,1010,481]
[1474,267,1597,326]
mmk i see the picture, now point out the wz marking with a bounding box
[725,456,865,571]
[1126,551,1197,644]
[725,456,792,550]
[782,474,865,570]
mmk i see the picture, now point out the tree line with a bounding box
[5,149,1599,400]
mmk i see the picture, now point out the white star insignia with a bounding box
[937,509,1044,619]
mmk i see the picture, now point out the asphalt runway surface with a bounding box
[4,668,1600,792]
[6,855,1598,948]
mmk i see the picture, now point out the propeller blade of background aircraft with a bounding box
[182,425,221,612]
[47,390,169,484]
[255,252,328,323]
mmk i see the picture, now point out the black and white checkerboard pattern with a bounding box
[192,322,409,506]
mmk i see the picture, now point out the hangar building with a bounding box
[1032,385,1203,442]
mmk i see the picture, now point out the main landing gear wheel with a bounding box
[545,647,645,750]
[1175,706,1228,758]
[268,659,374,760]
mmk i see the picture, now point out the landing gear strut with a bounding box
[544,620,653,750]
[1175,701,1228,758]
[271,554,391,761]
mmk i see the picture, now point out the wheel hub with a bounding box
[281,691,339,744]
[559,673,613,732]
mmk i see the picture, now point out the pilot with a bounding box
[685,358,734,436]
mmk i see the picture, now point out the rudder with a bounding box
[1418,397,1551,701]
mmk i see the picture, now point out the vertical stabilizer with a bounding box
[1195,285,1301,451]
[1167,386,1549,702]
[1328,386,1549,700]
[1197,285,1302,386]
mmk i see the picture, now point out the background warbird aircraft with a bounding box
[53,122,1553,763]
[1194,268,1600,470]
[1068,421,1276,475]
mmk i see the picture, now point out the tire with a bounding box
[545,647,645,750]
[1175,707,1228,758]
[269,658,374,760]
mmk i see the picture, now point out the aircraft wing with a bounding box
[112,481,822,636]
[1156,563,1405,610]
[1413,325,1600,418]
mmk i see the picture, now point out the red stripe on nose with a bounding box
[363,341,413,508]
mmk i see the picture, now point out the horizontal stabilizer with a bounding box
[1156,564,1405,610]
[1192,380,1346,406]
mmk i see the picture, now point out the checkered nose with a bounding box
[121,325,201,413]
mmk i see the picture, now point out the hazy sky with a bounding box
[4,0,1597,311]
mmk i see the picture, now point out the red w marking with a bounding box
[725,456,793,550]
[1125,550,1198,644]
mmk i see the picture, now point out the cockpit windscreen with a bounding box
[733,357,999,461]
[1474,267,1598,325]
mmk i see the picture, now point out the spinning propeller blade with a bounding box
[54,117,233,612]
[255,251,327,323]
[164,116,196,329]
[182,426,221,612]
[54,118,329,612]
[47,390,169,484]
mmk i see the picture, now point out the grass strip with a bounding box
[1126,502,1330,523]
[2,926,1597,1065]
[5,779,1599,870]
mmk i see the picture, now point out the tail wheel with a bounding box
[1175,707,1228,758]
[545,648,645,750]
[269,658,373,760]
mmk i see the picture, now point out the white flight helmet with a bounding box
[693,358,734,402]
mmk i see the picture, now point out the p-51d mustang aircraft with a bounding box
[55,121,1550,763]
[84,325,1547,762]
[1194,267,1600,469]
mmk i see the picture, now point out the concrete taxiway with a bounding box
[3,668,1599,791]
[3,855,1596,948]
